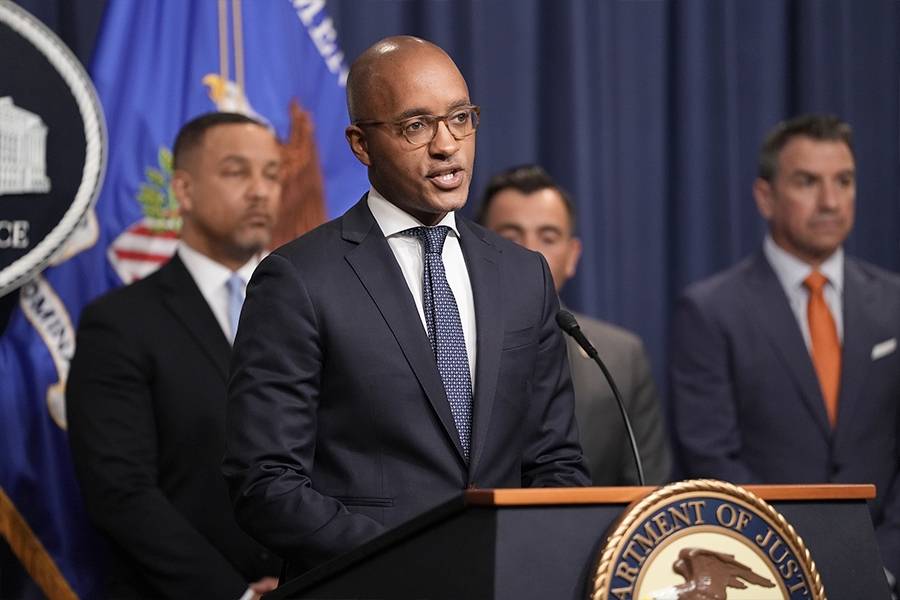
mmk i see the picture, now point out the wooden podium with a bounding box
[270,484,889,599]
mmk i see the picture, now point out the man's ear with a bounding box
[345,125,372,166]
[171,169,193,212]
[753,178,774,220]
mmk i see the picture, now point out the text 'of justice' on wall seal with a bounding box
[591,479,824,600]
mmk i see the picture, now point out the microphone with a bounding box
[556,309,646,486]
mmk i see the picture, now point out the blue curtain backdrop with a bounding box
[8,0,898,452]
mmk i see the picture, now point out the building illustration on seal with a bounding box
[0,96,51,195]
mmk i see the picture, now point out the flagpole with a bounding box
[232,0,245,113]
[217,0,229,86]
[0,486,78,600]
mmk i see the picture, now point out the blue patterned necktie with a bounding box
[226,273,245,343]
[405,226,473,461]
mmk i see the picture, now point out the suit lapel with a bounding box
[742,251,832,436]
[341,198,466,461]
[836,258,875,433]
[457,218,503,475]
[157,255,231,381]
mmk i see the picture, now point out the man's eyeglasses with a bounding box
[354,105,481,147]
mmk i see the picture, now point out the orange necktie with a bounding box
[803,271,841,427]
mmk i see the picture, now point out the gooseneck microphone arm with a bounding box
[555,309,646,486]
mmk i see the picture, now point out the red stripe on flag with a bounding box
[112,250,172,263]
[128,224,179,237]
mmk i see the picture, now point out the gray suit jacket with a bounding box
[670,248,900,576]
[567,311,672,486]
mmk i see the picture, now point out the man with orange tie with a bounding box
[669,114,900,584]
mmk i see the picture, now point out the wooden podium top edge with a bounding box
[465,483,876,506]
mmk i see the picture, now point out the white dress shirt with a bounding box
[763,234,844,351]
[173,242,264,599]
[177,241,261,344]
[367,188,477,385]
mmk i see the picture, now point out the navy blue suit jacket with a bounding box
[222,197,590,578]
[670,249,900,575]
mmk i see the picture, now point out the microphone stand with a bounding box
[556,309,646,486]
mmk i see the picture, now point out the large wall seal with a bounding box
[0,0,106,296]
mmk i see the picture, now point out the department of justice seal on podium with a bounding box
[591,480,824,600]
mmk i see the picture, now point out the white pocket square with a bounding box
[871,338,897,360]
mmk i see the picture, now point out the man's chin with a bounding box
[430,188,470,214]
[810,233,850,255]
[235,233,273,256]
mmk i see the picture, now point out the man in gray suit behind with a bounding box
[477,164,672,486]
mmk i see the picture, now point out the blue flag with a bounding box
[0,1,366,597]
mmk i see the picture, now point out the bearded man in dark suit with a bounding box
[66,112,283,599]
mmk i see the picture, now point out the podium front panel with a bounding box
[273,487,888,599]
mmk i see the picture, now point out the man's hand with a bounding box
[250,576,279,599]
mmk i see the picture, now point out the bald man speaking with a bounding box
[222,36,590,579]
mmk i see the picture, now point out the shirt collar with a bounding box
[763,233,844,294]
[176,241,260,295]
[366,186,460,238]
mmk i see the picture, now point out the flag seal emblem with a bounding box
[591,479,824,600]
[0,0,106,296]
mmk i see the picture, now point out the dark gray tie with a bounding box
[405,226,473,461]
